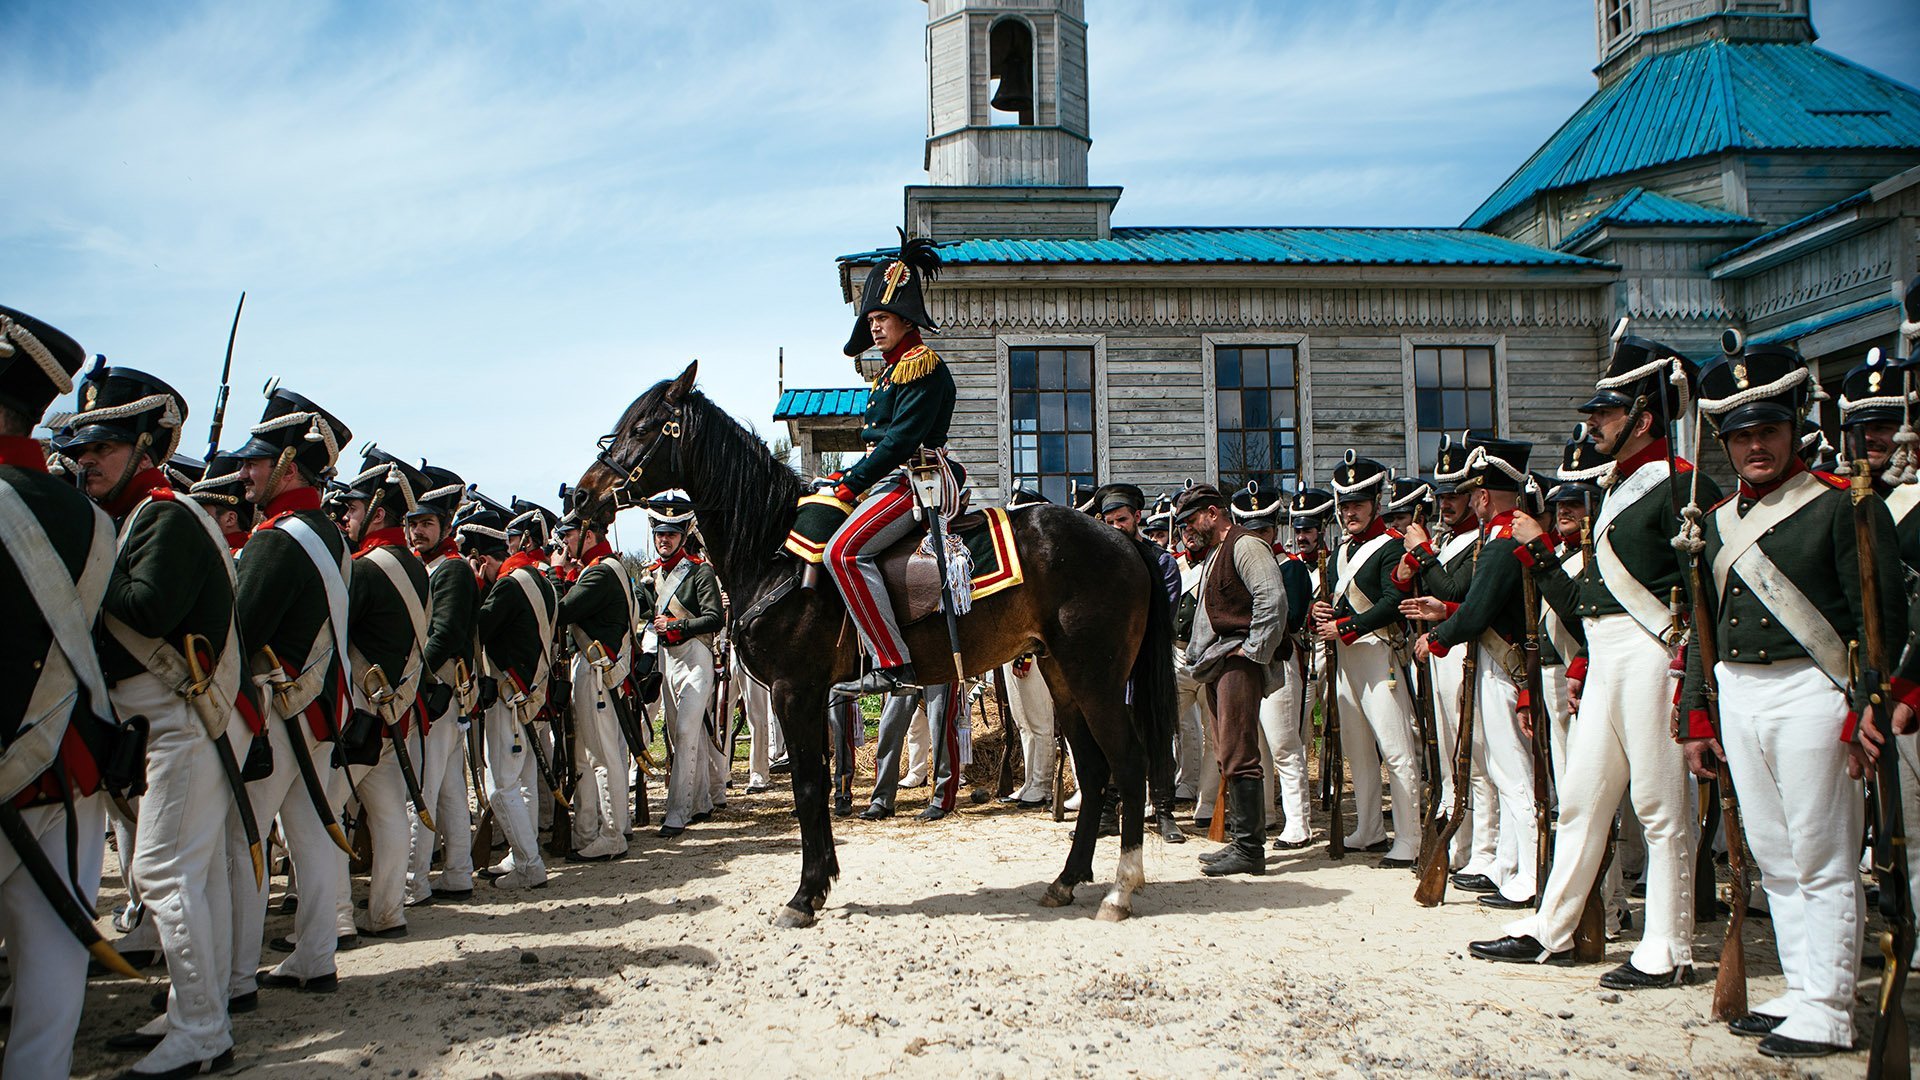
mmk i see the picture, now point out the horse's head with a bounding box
[575,360,698,519]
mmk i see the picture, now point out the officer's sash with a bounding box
[349,545,428,723]
[1592,461,1677,643]
[1710,471,1848,692]
[103,494,243,738]
[0,485,115,802]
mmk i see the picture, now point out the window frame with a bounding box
[1201,332,1313,492]
[1400,335,1509,475]
[997,333,1108,503]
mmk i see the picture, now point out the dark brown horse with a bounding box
[575,362,1175,926]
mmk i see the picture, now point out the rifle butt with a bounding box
[470,809,494,872]
[1208,775,1227,844]
[1710,915,1748,1021]
[1572,884,1608,963]
[1412,850,1449,907]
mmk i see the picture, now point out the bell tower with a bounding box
[907,0,1121,242]
[1595,0,1813,86]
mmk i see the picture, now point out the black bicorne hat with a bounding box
[1098,482,1147,515]
[844,229,942,357]
[1385,476,1434,515]
[1581,324,1694,418]
[1329,451,1388,504]
[1229,480,1284,526]
[165,452,205,492]
[408,463,467,521]
[1460,433,1533,493]
[1143,494,1172,532]
[1289,487,1334,525]
[233,382,351,478]
[455,506,510,557]
[1546,477,1600,506]
[1838,347,1911,429]
[1698,338,1810,438]
[1069,480,1098,515]
[508,496,557,546]
[0,305,87,422]
[345,445,430,522]
[54,363,189,463]
[1006,486,1050,509]
[1430,432,1476,495]
[1556,422,1611,482]
[189,453,249,512]
[644,490,695,535]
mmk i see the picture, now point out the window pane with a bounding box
[1414,348,1439,388]
[1468,392,1493,430]
[1271,349,1295,388]
[1215,351,1241,390]
[1440,348,1465,386]
[1218,434,1240,472]
[1072,474,1095,497]
[1040,434,1066,473]
[1416,389,1442,427]
[1066,348,1092,390]
[1443,390,1468,427]
[1241,349,1269,389]
[1271,389,1295,426]
[1038,350,1065,390]
[1467,348,1493,389]
[1068,434,1093,472]
[1216,390,1242,430]
[1067,392,1093,432]
[1011,350,1037,390]
[1417,432,1441,473]
[1244,389,1270,429]
[1040,475,1066,504]
[1012,393,1037,428]
[1040,393,1064,433]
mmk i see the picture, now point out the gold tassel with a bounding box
[888,345,940,384]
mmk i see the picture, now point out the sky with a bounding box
[5,0,1917,515]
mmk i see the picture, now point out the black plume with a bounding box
[895,226,942,283]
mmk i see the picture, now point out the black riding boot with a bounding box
[1097,784,1121,838]
[1203,777,1266,877]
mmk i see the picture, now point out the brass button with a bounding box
[1729,617,1739,626]
[1731,586,1743,595]
[1758,650,1768,661]
[1731,648,1740,657]
[1759,617,1770,628]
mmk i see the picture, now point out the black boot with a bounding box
[1202,778,1266,877]
[1097,785,1121,838]
[1155,802,1187,844]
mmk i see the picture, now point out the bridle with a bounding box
[592,402,685,511]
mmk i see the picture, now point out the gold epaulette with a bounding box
[889,344,940,384]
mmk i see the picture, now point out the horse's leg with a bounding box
[772,682,834,928]
[1042,705,1107,909]
[1098,736,1149,923]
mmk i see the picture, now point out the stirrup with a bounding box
[829,665,920,703]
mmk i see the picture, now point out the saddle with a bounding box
[879,494,982,627]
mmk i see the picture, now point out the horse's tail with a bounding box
[1127,539,1178,778]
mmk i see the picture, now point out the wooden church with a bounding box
[775,0,1920,505]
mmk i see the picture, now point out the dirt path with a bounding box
[62,771,1910,1079]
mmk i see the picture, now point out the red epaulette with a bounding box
[148,487,179,502]
[1487,523,1514,540]
[257,510,296,533]
[1812,471,1850,490]
[1384,527,1404,540]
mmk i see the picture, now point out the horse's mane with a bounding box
[678,386,806,588]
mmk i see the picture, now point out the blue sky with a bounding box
[5,0,1916,516]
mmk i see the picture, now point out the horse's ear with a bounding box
[666,361,699,405]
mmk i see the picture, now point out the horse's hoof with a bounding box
[1095,901,1131,923]
[1039,883,1075,908]
[773,905,816,929]
[807,894,827,912]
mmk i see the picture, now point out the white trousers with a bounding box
[1260,654,1311,842]
[114,674,235,1071]
[408,705,474,901]
[1474,652,1538,902]
[1507,614,1695,973]
[229,705,346,993]
[350,737,413,933]
[569,654,630,852]
[661,638,720,829]
[108,801,160,954]
[1003,662,1056,803]
[481,701,544,876]
[1334,637,1423,861]
[738,665,782,788]
[0,795,104,1080]
[1901,729,1920,965]
[1432,647,1498,874]
[1718,660,1863,1047]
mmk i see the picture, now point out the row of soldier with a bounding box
[0,302,764,1079]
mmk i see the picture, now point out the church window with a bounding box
[1214,345,1301,495]
[1010,346,1095,503]
[1413,345,1497,472]
[988,18,1036,126]
[1604,0,1635,41]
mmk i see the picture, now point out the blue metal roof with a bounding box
[840,227,1606,268]
[1710,186,1874,265]
[1560,186,1758,247]
[1465,41,1920,231]
[1748,294,1898,346]
[774,387,869,420]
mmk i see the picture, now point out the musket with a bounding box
[1316,548,1346,860]
[1850,456,1915,1078]
[183,632,264,887]
[1415,537,1483,906]
[0,802,145,980]
[508,679,570,813]
[1519,562,1552,908]
[544,637,574,857]
[1405,505,1444,871]
[259,646,356,857]
[205,291,244,461]
[464,678,496,872]
[360,665,434,831]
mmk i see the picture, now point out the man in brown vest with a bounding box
[1176,484,1288,877]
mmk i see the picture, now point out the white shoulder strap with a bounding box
[510,567,554,687]
[278,516,352,678]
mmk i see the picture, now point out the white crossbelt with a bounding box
[1592,460,1677,643]
[350,545,428,721]
[1710,471,1848,693]
[268,516,352,718]
[500,567,554,721]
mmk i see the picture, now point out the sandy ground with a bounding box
[53,757,1916,1080]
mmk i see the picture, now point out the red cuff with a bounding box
[1426,632,1449,657]
[1891,676,1920,713]
[1513,542,1537,568]
[832,483,857,503]
[1682,708,1716,741]
[1567,656,1588,683]
[1516,687,1531,709]
[1841,711,1859,743]
[662,626,687,647]
[1336,619,1360,646]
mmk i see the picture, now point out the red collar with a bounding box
[882,329,926,367]
[102,467,171,519]
[580,541,614,565]
[1615,438,1691,480]
[0,436,49,472]
[224,530,251,553]
[499,550,546,579]
[416,538,459,563]
[355,526,412,556]
[255,485,322,531]
[655,548,691,573]
[1738,459,1805,502]
[1483,510,1516,531]
[1346,516,1387,544]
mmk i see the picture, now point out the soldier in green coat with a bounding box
[403,463,479,903]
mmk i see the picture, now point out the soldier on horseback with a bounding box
[822,234,958,701]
